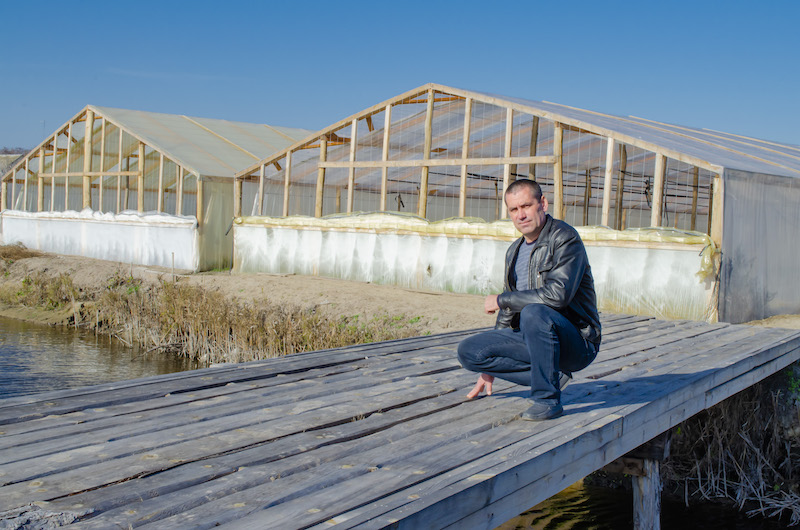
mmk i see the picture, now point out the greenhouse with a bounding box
[233,83,800,323]
[1,106,310,271]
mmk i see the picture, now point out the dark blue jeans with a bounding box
[457,303,598,404]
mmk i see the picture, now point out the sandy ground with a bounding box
[1,251,799,333]
[0,253,497,334]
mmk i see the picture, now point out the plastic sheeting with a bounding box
[233,213,718,321]
[1,209,199,271]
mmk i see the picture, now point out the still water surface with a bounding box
[0,317,787,528]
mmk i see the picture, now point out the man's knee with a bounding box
[457,336,480,371]
[519,303,557,330]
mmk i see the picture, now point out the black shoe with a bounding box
[521,400,563,421]
[559,371,572,390]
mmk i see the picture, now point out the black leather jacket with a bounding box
[496,214,601,345]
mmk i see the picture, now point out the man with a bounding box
[457,179,601,421]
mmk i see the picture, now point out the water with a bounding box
[0,316,195,399]
[0,317,787,528]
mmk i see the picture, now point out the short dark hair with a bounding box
[505,179,543,200]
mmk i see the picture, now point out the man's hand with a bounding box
[466,373,494,399]
[484,294,500,314]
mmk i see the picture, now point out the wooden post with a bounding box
[176,166,184,215]
[1,174,6,212]
[583,169,591,225]
[196,177,204,226]
[51,133,57,211]
[116,128,123,213]
[83,110,94,209]
[37,148,44,212]
[315,138,327,217]
[234,176,243,218]
[283,152,292,216]
[157,154,164,213]
[601,138,614,226]
[98,119,106,212]
[501,108,513,219]
[615,144,628,230]
[380,105,392,211]
[65,122,72,211]
[650,154,666,227]
[137,142,145,213]
[553,123,564,219]
[418,89,434,218]
[23,158,29,211]
[633,459,662,530]
[458,98,472,218]
[335,187,342,213]
[690,167,699,231]
[709,172,723,244]
[257,164,265,215]
[527,116,539,180]
[347,119,357,213]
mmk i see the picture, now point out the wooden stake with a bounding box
[632,459,662,530]
[690,166,699,231]
[315,138,327,217]
[418,88,434,218]
[650,154,666,227]
[347,119,357,213]
[234,175,243,218]
[137,142,145,213]
[553,123,564,219]
[528,116,539,180]
[459,98,472,217]
[283,152,292,216]
[335,187,342,213]
[380,105,392,211]
[83,110,94,209]
[615,144,628,230]
[601,137,614,226]
[501,107,513,219]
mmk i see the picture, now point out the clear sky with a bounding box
[2,0,798,149]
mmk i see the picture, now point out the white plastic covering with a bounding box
[233,214,716,321]
[1,209,199,271]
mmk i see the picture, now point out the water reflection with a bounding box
[498,482,788,529]
[0,316,196,399]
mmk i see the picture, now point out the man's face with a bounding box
[506,187,548,243]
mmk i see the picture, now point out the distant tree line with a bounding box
[0,147,28,154]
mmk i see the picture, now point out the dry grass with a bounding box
[86,273,425,364]
[0,243,42,262]
[0,270,78,310]
[663,369,800,525]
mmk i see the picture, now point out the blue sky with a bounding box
[2,0,798,148]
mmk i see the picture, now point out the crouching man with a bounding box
[457,179,601,421]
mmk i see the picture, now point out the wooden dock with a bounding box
[1,314,799,529]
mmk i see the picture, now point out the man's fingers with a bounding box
[466,382,482,400]
[485,379,493,396]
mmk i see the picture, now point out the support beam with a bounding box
[690,167,699,231]
[196,178,204,226]
[283,152,292,217]
[37,148,44,211]
[51,133,57,212]
[99,120,106,212]
[176,166,184,216]
[83,110,94,209]
[380,105,391,212]
[65,122,72,211]
[501,107,513,219]
[157,154,164,213]
[234,176,243,218]
[601,138,614,226]
[650,154,666,227]
[527,116,539,180]
[116,129,123,213]
[0,174,5,212]
[137,142,145,213]
[418,88,434,218]
[256,164,265,216]
[583,169,591,225]
[553,123,564,219]
[615,144,628,229]
[347,119,357,213]
[23,159,28,210]
[459,98,472,217]
[710,172,723,245]
[315,138,327,217]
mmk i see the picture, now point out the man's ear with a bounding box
[541,196,549,212]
